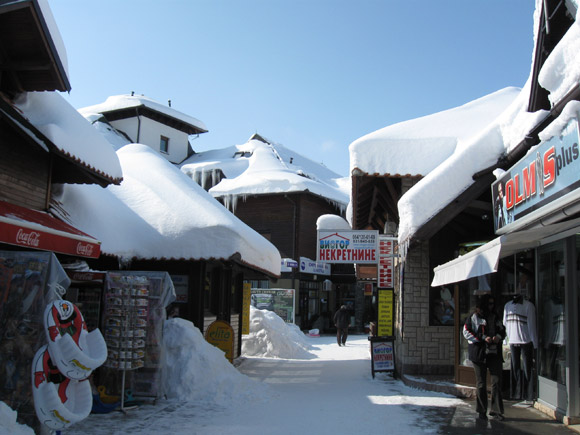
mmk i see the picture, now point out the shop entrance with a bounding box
[536,240,568,413]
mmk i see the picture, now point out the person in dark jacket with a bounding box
[463,294,506,421]
[334,305,350,346]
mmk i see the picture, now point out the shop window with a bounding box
[430,285,455,326]
[538,240,566,384]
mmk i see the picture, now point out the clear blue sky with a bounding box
[49,1,536,177]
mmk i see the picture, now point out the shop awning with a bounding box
[431,216,580,287]
[0,201,100,258]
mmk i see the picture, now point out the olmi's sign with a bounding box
[492,118,580,234]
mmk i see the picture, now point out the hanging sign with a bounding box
[492,118,580,234]
[299,257,331,275]
[378,236,396,289]
[317,230,378,264]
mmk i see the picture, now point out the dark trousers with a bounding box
[337,327,348,345]
[510,343,535,401]
[473,354,504,415]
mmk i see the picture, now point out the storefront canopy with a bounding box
[0,200,100,258]
[431,216,580,287]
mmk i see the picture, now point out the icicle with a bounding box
[202,169,212,190]
[212,169,220,187]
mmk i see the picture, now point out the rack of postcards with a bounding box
[104,274,149,371]
[100,271,175,408]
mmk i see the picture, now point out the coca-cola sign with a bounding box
[16,228,40,247]
[76,242,95,257]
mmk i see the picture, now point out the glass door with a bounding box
[537,240,567,412]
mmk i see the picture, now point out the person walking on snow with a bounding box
[463,295,506,421]
[334,305,350,346]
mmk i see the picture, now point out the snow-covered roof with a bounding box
[350,0,580,246]
[180,135,350,210]
[349,88,521,178]
[13,91,123,184]
[52,143,281,276]
[37,0,69,82]
[79,94,208,133]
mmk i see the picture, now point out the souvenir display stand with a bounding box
[0,251,69,431]
[101,271,175,411]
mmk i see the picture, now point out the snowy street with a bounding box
[64,335,466,435]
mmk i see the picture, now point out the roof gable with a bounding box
[0,0,70,93]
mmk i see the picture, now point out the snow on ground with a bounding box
[242,306,314,359]
[2,308,466,434]
[0,402,34,435]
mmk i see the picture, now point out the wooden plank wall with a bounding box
[0,121,49,210]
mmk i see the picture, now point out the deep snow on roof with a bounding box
[79,94,207,133]
[350,0,580,246]
[180,136,350,208]
[349,87,521,178]
[13,91,123,183]
[52,144,281,276]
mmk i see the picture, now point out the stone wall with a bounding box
[394,178,454,375]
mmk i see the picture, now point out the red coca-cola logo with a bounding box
[76,242,94,257]
[16,229,40,247]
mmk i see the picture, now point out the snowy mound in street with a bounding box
[242,306,314,359]
[162,318,268,405]
[0,402,34,435]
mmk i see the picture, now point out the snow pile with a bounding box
[0,402,34,435]
[242,306,314,359]
[162,318,268,405]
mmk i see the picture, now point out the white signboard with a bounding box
[371,341,395,372]
[300,257,331,275]
[317,230,378,264]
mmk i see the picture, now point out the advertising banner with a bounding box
[377,289,394,337]
[205,320,234,363]
[369,338,395,378]
[299,257,330,275]
[492,118,580,233]
[242,283,251,335]
[317,230,378,264]
[251,288,295,323]
[378,236,396,289]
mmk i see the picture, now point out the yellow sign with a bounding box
[242,283,251,335]
[377,289,393,337]
[205,320,235,363]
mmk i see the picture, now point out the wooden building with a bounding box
[181,133,354,331]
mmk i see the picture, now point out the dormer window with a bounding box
[233,151,252,158]
[160,135,169,153]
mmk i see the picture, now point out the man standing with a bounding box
[334,305,350,346]
[463,295,506,421]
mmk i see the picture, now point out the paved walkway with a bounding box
[62,335,576,434]
[401,373,576,434]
